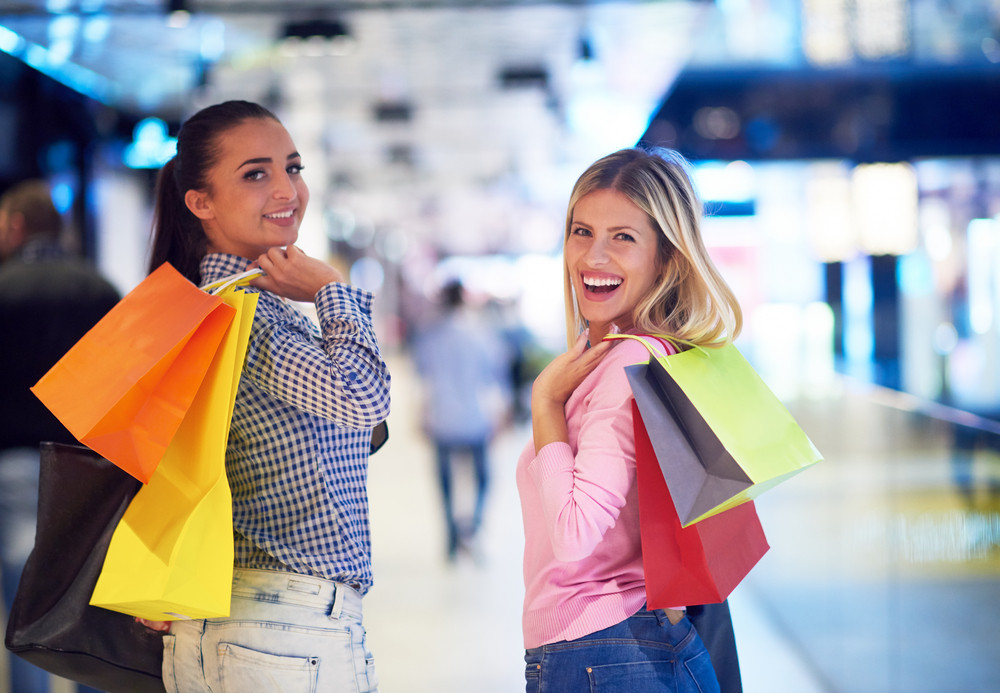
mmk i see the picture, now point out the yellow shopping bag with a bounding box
[90,275,258,621]
[611,334,822,527]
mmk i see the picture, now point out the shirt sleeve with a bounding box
[527,342,644,562]
[242,282,391,429]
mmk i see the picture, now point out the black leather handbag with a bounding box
[688,600,743,693]
[4,442,167,693]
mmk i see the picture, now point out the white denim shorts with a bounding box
[163,568,377,693]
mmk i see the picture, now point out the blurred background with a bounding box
[1,0,999,691]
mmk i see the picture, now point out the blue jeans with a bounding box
[163,568,378,692]
[0,448,102,693]
[0,448,51,693]
[524,608,721,693]
[435,440,489,557]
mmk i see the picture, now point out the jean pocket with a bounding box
[682,649,722,693]
[217,641,320,693]
[587,659,675,692]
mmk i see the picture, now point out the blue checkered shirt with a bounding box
[200,254,391,594]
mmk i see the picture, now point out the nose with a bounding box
[273,171,297,201]
[584,236,610,265]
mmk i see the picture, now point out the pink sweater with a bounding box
[517,337,675,649]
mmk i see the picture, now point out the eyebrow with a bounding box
[236,152,301,170]
[572,219,642,234]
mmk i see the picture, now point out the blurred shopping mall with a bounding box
[1,1,999,692]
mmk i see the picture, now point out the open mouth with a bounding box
[264,209,295,220]
[582,275,623,295]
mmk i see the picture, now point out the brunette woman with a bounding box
[142,100,390,693]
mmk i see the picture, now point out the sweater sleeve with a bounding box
[527,341,647,562]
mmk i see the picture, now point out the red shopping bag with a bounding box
[31,263,234,483]
[633,399,769,607]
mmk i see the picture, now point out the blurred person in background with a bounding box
[413,279,513,561]
[0,179,120,693]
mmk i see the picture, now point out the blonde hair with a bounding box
[562,147,742,348]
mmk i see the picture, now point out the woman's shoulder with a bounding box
[583,334,678,396]
[573,337,651,404]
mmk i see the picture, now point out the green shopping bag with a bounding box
[612,334,821,527]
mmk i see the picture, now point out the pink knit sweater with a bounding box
[517,337,676,649]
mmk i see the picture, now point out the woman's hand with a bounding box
[531,330,613,453]
[249,245,344,302]
[136,618,171,633]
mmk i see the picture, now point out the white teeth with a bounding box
[265,210,294,219]
[583,276,622,288]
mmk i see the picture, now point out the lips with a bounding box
[582,274,623,296]
[263,208,298,227]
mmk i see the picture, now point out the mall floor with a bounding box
[4,350,998,693]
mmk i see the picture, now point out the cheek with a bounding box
[634,258,662,299]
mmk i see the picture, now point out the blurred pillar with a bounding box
[871,254,901,390]
[824,261,844,360]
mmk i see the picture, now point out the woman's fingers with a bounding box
[247,246,343,301]
[136,618,171,632]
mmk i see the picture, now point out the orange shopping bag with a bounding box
[31,263,235,483]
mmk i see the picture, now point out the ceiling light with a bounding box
[280,18,354,56]
[166,0,190,28]
[282,18,351,41]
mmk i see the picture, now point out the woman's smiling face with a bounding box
[185,117,309,260]
[565,187,662,339]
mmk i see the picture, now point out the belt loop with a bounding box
[328,583,344,621]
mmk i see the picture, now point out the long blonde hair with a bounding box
[562,147,742,348]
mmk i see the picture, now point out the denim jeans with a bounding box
[524,608,721,693]
[163,568,378,693]
[435,440,489,557]
[0,448,50,693]
[0,448,117,693]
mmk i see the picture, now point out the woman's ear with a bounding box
[184,189,214,221]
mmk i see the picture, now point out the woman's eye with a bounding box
[288,163,305,175]
[571,226,591,237]
[616,232,636,242]
[243,169,266,181]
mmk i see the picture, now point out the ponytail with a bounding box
[148,158,206,284]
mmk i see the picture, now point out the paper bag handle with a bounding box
[604,333,712,362]
[200,268,264,295]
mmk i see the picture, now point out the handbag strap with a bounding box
[199,268,264,295]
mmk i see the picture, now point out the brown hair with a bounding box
[0,179,62,239]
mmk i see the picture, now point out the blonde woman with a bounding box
[517,147,742,692]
